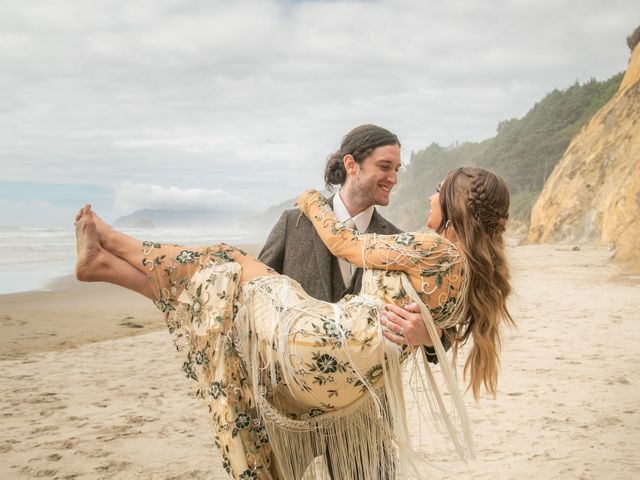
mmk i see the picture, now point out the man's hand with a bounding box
[380,302,442,347]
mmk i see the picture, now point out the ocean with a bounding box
[0,226,262,295]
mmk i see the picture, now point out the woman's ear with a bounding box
[343,154,357,176]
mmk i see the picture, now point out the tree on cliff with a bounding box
[627,25,640,52]
[384,72,623,231]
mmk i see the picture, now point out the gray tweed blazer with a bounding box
[258,197,401,302]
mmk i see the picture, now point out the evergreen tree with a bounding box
[385,72,624,231]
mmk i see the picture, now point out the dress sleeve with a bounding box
[296,190,462,280]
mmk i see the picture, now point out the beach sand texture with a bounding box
[1,244,639,479]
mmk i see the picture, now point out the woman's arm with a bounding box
[297,189,461,278]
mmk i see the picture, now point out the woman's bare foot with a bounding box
[75,209,107,282]
[90,209,118,251]
[74,205,88,224]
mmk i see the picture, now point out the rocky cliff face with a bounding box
[526,41,640,266]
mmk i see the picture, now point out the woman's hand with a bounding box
[295,189,320,215]
[380,302,442,346]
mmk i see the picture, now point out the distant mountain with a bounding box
[384,71,624,231]
[242,197,296,235]
[241,189,333,236]
[113,191,332,240]
[113,208,252,229]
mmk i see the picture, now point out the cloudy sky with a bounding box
[1,0,638,226]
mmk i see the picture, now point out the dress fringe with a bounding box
[236,273,474,479]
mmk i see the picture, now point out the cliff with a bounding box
[526,39,640,266]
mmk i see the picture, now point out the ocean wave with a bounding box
[0,225,261,293]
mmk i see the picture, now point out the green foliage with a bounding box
[627,25,640,52]
[509,190,541,230]
[386,72,624,230]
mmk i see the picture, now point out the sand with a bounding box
[1,243,639,479]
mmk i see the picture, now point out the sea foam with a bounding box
[0,226,260,295]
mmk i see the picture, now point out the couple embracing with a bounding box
[74,124,513,479]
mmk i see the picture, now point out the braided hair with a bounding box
[437,167,514,399]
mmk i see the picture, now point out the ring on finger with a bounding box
[399,326,405,337]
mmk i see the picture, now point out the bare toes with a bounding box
[75,206,87,223]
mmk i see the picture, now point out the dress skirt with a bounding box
[143,243,464,480]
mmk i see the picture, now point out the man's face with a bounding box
[346,144,401,207]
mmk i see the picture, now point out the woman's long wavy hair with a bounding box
[436,167,515,400]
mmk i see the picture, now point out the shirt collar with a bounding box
[335,190,375,232]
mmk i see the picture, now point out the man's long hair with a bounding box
[324,124,400,189]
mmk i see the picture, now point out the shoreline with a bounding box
[0,243,264,361]
[0,243,266,297]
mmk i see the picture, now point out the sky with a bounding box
[1,0,638,226]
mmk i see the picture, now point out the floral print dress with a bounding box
[143,190,467,480]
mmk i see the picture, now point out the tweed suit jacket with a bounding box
[259,197,451,365]
[258,196,401,303]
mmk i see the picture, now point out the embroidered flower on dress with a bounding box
[331,221,347,234]
[395,232,415,246]
[235,412,251,430]
[176,250,197,265]
[239,470,258,480]
[307,408,325,418]
[211,250,234,264]
[315,354,338,373]
[322,320,343,338]
[366,364,384,383]
[254,425,269,444]
[192,299,202,313]
[222,457,231,474]
[194,351,207,365]
[155,298,174,313]
[182,360,197,381]
[210,381,225,399]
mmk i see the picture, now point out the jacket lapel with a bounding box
[313,232,335,301]
[367,208,391,235]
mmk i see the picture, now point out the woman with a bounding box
[75,166,513,480]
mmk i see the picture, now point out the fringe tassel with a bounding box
[400,274,475,461]
[258,392,398,479]
[236,273,474,479]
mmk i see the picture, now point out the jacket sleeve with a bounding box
[258,211,288,274]
[423,331,453,364]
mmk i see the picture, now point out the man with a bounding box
[259,124,445,478]
[259,124,403,304]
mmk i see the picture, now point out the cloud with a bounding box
[1,0,639,216]
[113,182,245,213]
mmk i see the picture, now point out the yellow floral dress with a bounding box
[144,190,470,480]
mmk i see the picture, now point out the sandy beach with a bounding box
[1,243,639,479]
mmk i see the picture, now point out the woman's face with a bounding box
[426,182,443,230]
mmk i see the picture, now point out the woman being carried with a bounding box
[75,166,513,480]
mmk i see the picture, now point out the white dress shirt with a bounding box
[333,191,375,283]
[333,191,375,232]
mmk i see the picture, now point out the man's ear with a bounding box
[343,154,358,177]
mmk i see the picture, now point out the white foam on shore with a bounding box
[0,226,263,295]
